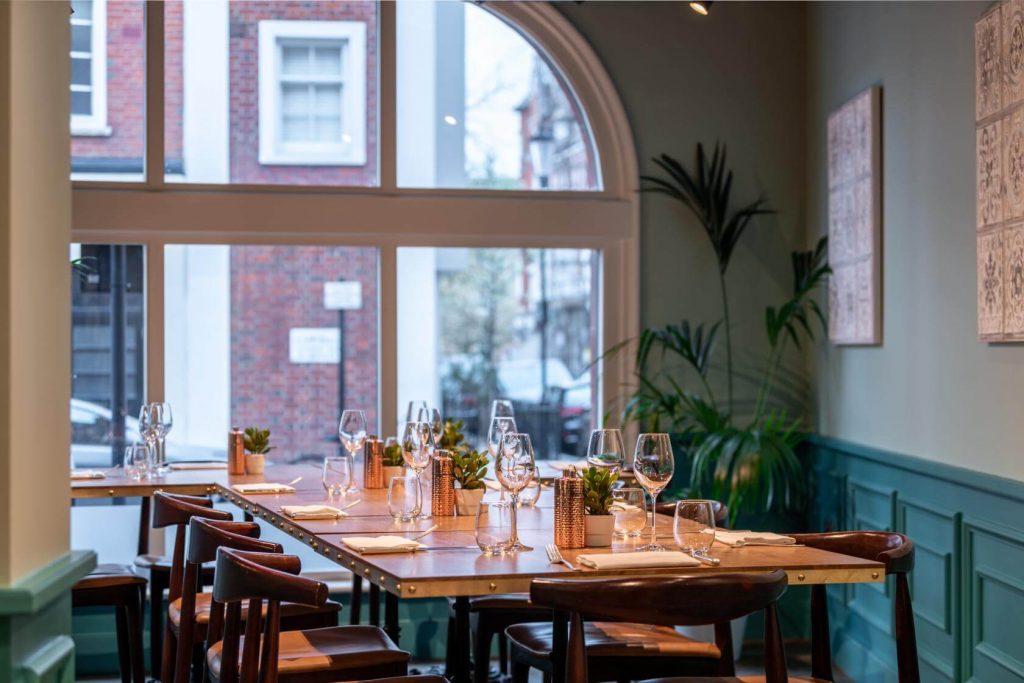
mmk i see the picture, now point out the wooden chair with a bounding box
[207,547,410,683]
[525,571,794,683]
[173,517,343,683]
[792,531,918,683]
[72,564,147,683]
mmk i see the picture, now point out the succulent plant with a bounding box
[439,419,468,452]
[451,448,489,490]
[582,466,619,515]
[243,427,273,455]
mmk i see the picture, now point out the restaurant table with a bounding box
[72,464,885,683]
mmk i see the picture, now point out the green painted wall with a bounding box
[806,2,1024,483]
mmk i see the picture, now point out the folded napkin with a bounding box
[231,483,296,494]
[71,470,105,480]
[546,460,588,472]
[281,504,348,520]
[340,535,425,554]
[168,461,228,471]
[576,551,701,570]
[714,530,796,547]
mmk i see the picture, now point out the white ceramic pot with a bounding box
[584,514,615,547]
[455,488,485,516]
[382,466,406,485]
[244,453,265,475]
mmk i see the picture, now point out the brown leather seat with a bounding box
[75,564,147,590]
[168,591,340,627]
[467,593,534,610]
[506,622,721,660]
[207,625,409,679]
[73,564,147,683]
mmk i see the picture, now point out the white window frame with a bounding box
[70,0,110,137]
[258,20,368,166]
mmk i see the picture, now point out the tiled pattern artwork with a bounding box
[974,1,1024,340]
[827,87,881,345]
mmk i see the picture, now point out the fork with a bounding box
[545,543,578,571]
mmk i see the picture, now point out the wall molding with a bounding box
[0,551,95,616]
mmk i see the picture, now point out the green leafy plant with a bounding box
[383,441,404,467]
[451,448,489,490]
[581,466,619,515]
[614,142,831,525]
[242,427,273,455]
[438,419,468,452]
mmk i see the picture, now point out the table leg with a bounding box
[369,583,380,626]
[384,592,400,645]
[243,510,254,522]
[349,575,363,625]
[136,497,151,556]
[452,596,471,683]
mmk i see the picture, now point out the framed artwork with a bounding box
[827,86,882,345]
[975,0,1024,341]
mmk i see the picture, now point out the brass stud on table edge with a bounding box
[364,568,370,575]
[408,585,416,594]
[871,572,880,579]
[489,582,497,591]
[349,560,356,568]
[396,584,402,591]
[108,489,115,496]
[797,574,806,582]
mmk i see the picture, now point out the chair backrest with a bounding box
[213,548,327,683]
[172,519,281,683]
[153,492,233,603]
[530,571,789,683]
[791,531,914,574]
[655,499,730,529]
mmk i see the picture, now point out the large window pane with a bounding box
[397,1,601,191]
[70,244,146,468]
[165,1,378,186]
[70,0,146,181]
[397,247,599,459]
[165,245,379,464]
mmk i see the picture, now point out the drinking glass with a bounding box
[139,402,172,475]
[518,480,542,507]
[475,501,514,555]
[496,432,536,551]
[674,500,717,557]
[323,456,352,497]
[388,475,421,522]
[487,416,517,458]
[586,428,626,470]
[611,487,648,538]
[632,433,675,551]
[402,421,434,518]
[338,409,367,493]
[490,399,515,422]
[124,443,151,481]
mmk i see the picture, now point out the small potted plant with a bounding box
[243,427,272,475]
[452,447,489,515]
[382,439,406,483]
[582,466,619,546]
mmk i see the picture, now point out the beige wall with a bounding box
[0,1,72,585]
[806,2,1024,482]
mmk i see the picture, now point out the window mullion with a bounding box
[379,0,396,191]
[145,0,165,189]
[145,240,165,404]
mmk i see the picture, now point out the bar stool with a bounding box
[72,564,147,683]
[206,547,410,682]
[526,571,795,683]
[792,531,918,683]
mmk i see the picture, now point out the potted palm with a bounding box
[582,466,618,546]
[451,447,489,516]
[242,427,272,475]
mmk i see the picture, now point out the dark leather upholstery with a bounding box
[168,591,340,627]
[506,622,721,660]
[74,564,147,590]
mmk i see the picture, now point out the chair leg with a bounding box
[149,568,169,676]
[895,575,921,683]
[125,587,146,683]
[498,632,509,675]
[114,604,132,683]
[511,659,531,683]
[444,616,457,680]
[160,619,177,683]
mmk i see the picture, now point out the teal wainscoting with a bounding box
[0,550,96,683]
[809,436,1024,683]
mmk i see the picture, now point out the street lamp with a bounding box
[529,129,554,190]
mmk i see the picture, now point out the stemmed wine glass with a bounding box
[496,432,537,552]
[632,433,675,551]
[404,400,429,432]
[429,408,443,446]
[402,421,434,519]
[586,428,626,470]
[139,402,172,475]
[338,409,367,494]
[490,399,515,421]
[487,416,517,459]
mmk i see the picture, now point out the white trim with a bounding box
[258,20,367,167]
[70,0,109,136]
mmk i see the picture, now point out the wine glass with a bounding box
[674,500,717,557]
[323,456,352,497]
[402,421,434,518]
[632,433,675,551]
[338,409,367,494]
[140,402,172,475]
[405,400,429,428]
[495,432,536,552]
[490,399,515,422]
[487,416,517,459]
[586,428,626,470]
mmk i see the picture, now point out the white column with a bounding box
[396,248,439,432]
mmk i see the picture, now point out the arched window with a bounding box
[69,1,638,510]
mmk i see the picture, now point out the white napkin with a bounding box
[714,530,796,547]
[281,505,348,520]
[340,535,426,554]
[576,551,701,570]
[546,460,588,472]
[71,470,105,480]
[168,462,228,471]
[231,483,296,494]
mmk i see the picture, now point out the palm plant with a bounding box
[620,142,831,524]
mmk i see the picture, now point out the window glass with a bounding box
[70,0,146,181]
[397,247,599,458]
[164,1,377,185]
[165,245,379,464]
[397,1,600,190]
